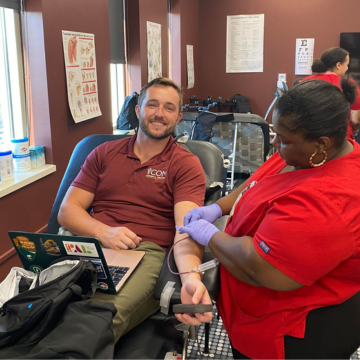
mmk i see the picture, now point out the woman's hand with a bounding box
[176,219,220,246]
[183,203,222,225]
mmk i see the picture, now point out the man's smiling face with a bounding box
[136,85,182,139]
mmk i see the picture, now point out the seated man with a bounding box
[58,77,212,341]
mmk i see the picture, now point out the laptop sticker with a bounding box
[84,257,107,279]
[41,238,61,256]
[97,282,108,291]
[63,241,99,257]
[29,264,43,273]
[13,236,36,261]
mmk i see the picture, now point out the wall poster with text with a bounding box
[62,30,102,123]
[147,22,162,82]
[186,45,195,89]
[226,14,264,73]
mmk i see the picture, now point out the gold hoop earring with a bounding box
[309,151,327,167]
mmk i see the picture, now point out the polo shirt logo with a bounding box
[259,240,271,254]
[145,167,167,181]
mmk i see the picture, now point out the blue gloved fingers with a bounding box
[176,220,220,247]
[183,210,201,226]
[176,226,193,238]
[183,204,223,226]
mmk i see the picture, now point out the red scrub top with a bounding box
[217,141,360,359]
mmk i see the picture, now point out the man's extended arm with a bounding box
[173,200,212,325]
[58,186,141,249]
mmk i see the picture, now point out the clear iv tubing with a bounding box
[167,237,196,276]
[167,236,219,276]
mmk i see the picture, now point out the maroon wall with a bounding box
[180,0,199,104]
[0,0,112,279]
[197,0,360,119]
[126,0,169,94]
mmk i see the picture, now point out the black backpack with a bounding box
[0,257,97,347]
[117,92,139,130]
[231,94,252,114]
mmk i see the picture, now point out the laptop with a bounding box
[8,231,145,295]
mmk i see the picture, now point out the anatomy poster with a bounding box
[62,30,102,123]
[147,22,162,82]
[186,45,195,89]
[295,38,315,75]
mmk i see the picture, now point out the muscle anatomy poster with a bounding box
[62,30,102,123]
[147,22,162,82]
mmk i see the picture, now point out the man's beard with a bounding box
[139,116,176,139]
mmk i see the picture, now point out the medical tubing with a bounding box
[167,237,219,276]
[167,237,195,276]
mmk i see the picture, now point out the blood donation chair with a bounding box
[177,112,270,192]
[46,134,226,359]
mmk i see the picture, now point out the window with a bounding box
[110,63,125,129]
[0,5,27,149]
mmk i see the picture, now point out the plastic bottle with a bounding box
[0,150,14,181]
[11,137,31,172]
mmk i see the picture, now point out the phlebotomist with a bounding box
[177,77,360,359]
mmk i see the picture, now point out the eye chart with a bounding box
[295,38,315,75]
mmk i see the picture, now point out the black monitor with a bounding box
[340,32,360,81]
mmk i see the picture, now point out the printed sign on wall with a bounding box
[295,38,315,75]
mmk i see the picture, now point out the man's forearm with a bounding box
[173,233,204,284]
[58,203,107,239]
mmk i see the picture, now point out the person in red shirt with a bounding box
[58,77,212,342]
[302,47,360,139]
[177,77,360,359]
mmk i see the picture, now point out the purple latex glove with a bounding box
[176,219,220,247]
[184,204,222,226]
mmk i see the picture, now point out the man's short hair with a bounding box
[138,77,183,113]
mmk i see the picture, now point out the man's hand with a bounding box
[99,226,142,249]
[175,274,213,325]
[184,203,222,225]
[176,219,220,247]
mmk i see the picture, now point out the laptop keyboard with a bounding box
[108,266,130,286]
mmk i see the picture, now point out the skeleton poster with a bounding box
[62,30,102,123]
[146,22,162,82]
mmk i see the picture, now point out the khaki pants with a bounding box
[90,241,166,342]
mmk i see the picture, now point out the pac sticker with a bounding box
[84,258,107,279]
[13,236,36,261]
[63,241,99,257]
[97,282,108,290]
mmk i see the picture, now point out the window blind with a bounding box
[0,0,20,11]
[108,0,125,64]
